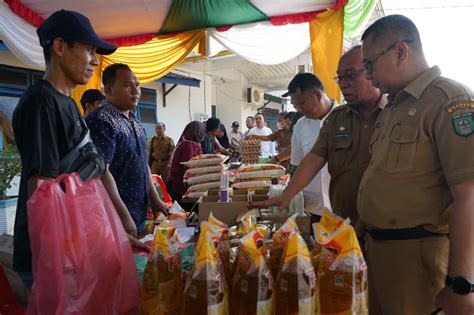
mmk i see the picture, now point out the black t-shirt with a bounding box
[12,80,86,272]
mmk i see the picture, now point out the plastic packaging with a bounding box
[26,173,141,315]
[315,210,368,315]
[182,229,228,315]
[142,225,183,315]
[230,231,273,315]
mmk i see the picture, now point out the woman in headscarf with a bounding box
[216,123,230,149]
[167,121,206,202]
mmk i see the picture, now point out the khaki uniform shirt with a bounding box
[311,96,387,223]
[358,66,474,232]
[148,135,175,163]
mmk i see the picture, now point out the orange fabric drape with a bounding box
[310,8,344,103]
[101,30,206,85]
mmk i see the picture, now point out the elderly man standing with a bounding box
[148,122,174,182]
[359,15,474,314]
[86,63,168,233]
[251,46,385,225]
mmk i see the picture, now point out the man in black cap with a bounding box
[80,88,105,117]
[11,10,130,289]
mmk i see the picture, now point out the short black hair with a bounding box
[43,40,75,64]
[255,112,264,119]
[206,117,221,132]
[102,63,132,86]
[278,111,287,117]
[287,72,325,95]
[246,116,255,122]
[284,111,296,120]
[156,122,166,129]
[361,15,422,51]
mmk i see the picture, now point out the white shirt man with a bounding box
[248,113,275,157]
[291,116,331,215]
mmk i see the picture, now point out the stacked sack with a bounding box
[182,154,227,198]
[232,164,286,190]
[239,139,261,164]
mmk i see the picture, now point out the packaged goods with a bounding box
[167,201,187,228]
[235,164,286,180]
[315,210,368,315]
[274,231,317,315]
[187,181,221,191]
[232,178,272,189]
[269,214,299,279]
[184,165,225,178]
[230,231,273,315]
[207,213,232,288]
[183,189,208,199]
[239,140,261,164]
[182,229,228,315]
[182,154,228,167]
[184,173,223,185]
[142,226,183,315]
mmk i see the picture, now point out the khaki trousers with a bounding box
[367,235,449,315]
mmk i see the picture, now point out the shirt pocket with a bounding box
[329,135,353,174]
[385,124,419,173]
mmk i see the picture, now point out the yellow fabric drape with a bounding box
[102,30,206,85]
[71,55,104,115]
[310,8,344,103]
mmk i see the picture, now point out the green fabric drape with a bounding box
[160,0,267,34]
[344,0,377,38]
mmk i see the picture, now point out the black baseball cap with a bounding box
[37,10,117,55]
[80,89,105,106]
[231,121,240,127]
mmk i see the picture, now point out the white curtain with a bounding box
[0,1,45,69]
[208,21,310,65]
[251,0,335,17]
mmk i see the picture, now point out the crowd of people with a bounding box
[7,7,473,315]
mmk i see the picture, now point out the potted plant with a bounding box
[0,146,22,235]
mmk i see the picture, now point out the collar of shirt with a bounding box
[101,100,137,120]
[389,66,441,105]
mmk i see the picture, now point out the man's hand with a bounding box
[127,234,150,252]
[246,135,256,140]
[435,287,474,315]
[248,196,290,211]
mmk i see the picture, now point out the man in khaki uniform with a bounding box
[359,15,474,315]
[251,47,385,226]
[148,122,175,182]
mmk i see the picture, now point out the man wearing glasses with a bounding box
[359,15,474,314]
[251,46,384,226]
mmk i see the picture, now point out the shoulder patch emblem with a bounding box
[446,101,474,114]
[452,113,473,137]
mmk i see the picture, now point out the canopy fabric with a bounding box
[344,0,377,38]
[0,1,44,68]
[101,30,206,85]
[310,8,344,103]
[208,21,310,65]
[160,0,267,34]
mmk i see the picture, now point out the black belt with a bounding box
[368,226,448,241]
[153,159,169,163]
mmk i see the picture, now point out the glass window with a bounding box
[0,67,28,87]
[138,107,156,124]
[140,88,156,104]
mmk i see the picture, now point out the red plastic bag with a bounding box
[26,173,141,315]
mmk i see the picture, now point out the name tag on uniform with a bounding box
[334,132,350,138]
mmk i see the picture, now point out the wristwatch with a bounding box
[445,275,474,295]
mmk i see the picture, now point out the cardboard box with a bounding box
[198,195,251,225]
[0,234,27,305]
[198,193,310,242]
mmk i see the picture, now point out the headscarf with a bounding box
[178,121,206,144]
[217,123,230,149]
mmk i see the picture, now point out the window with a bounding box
[211,105,217,118]
[136,88,157,138]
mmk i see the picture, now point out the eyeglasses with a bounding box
[363,39,413,74]
[333,69,366,84]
